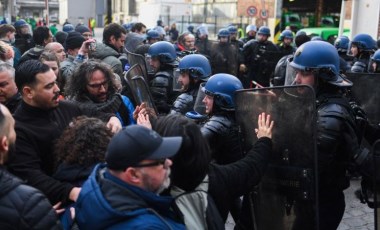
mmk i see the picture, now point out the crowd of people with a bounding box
[0,17,379,230]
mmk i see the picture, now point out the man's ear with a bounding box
[125,168,141,184]
[22,86,33,99]
[0,136,9,152]
[109,35,116,44]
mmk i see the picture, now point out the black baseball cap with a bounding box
[106,125,182,170]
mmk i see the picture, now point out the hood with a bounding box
[52,163,94,186]
[125,33,146,53]
[90,42,120,60]
[75,163,175,229]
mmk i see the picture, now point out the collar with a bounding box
[18,100,54,119]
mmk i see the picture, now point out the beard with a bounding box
[142,168,171,194]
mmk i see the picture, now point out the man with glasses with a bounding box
[65,60,135,127]
[7,60,121,206]
[75,25,93,40]
[76,125,185,229]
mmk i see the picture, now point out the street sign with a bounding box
[260,9,269,19]
[247,6,258,17]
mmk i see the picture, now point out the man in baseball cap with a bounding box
[75,125,185,229]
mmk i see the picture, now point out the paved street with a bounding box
[225,179,375,229]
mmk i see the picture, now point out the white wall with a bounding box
[350,0,380,39]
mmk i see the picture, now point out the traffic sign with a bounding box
[247,6,258,17]
[260,9,268,19]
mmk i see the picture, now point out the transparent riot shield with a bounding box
[345,73,380,125]
[185,82,207,120]
[373,140,380,230]
[172,68,182,92]
[235,85,318,230]
[125,48,150,82]
[123,64,157,114]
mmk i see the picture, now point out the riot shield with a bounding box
[345,72,380,125]
[125,48,150,82]
[235,85,318,230]
[185,82,207,120]
[374,140,380,230]
[123,64,157,114]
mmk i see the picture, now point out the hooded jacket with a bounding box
[75,164,185,230]
[90,42,123,77]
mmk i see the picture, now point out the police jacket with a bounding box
[150,68,178,114]
[210,42,238,76]
[8,101,113,204]
[316,92,357,196]
[90,42,123,77]
[76,164,185,230]
[201,113,244,165]
[170,83,200,115]
[0,166,62,230]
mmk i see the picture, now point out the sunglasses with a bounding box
[134,159,167,168]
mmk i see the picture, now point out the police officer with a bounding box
[240,24,257,44]
[195,25,212,59]
[170,54,211,115]
[227,25,244,50]
[273,30,310,86]
[277,29,295,57]
[146,29,161,44]
[147,41,179,114]
[241,26,279,87]
[369,49,380,73]
[286,41,371,229]
[334,35,353,72]
[348,33,377,73]
[13,19,34,55]
[210,29,238,76]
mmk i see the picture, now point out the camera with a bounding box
[87,42,96,51]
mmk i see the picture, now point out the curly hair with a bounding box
[54,116,113,167]
[65,59,117,101]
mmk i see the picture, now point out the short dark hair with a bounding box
[131,22,146,33]
[15,60,51,91]
[103,23,127,44]
[54,116,112,168]
[65,60,117,101]
[0,24,15,38]
[33,26,51,46]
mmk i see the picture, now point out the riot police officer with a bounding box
[146,29,161,45]
[241,26,280,87]
[286,41,369,229]
[348,33,377,73]
[368,49,380,73]
[277,29,295,57]
[195,25,212,59]
[227,25,244,50]
[240,24,257,44]
[210,29,239,76]
[147,41,179,114]
[14,19,34,55]
[334,35,353,72]
[170,54,211,115]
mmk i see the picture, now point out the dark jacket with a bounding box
[4,92,22,114]
[8,100,112,204]
[208,137,272,220]
[0,166,62,230]
[76,164,185,230]
[18,45,45,65]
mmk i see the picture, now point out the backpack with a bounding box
[171,175,224,230]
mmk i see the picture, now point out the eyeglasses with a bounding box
[87,81,108,89]
[134,159,167,168]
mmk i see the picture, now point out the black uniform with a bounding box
[210,42,239,76]
[242,39,280,87]
[170,84,199,115]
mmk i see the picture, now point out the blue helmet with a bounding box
[350,33,377,52]
[217,28,230,39]
[187,25,194,33]
[203,74,243,111]
[147,30,160,40]
[122,23,134,32]
[14,19,28,28]
[63,24,75,33]
[257,26,271,36]
[295,30,307,37]
[178,54,211,80]
[290,41,351,87]
[227,25,238,34]
[371,49,380,62]
[246,25,257,33]
[196,25,208,36]
[334,36,350,52]
[147,41,177,64]
[279,29,293,41]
